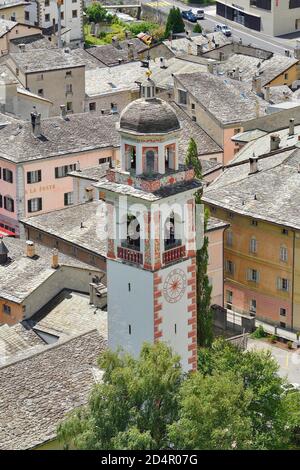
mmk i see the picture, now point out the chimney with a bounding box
[18,43,25,52]
[30,110,41,137]
[252,75,262,95]
[26,240,35,258]
[270,134,281,151]
[60,104,67,120]
[289,118,295,136]
[219,51,224,61]
[51,248,59,269]
[127,42,134,60]
[111,36,120,49]
[0,237,8,265]
[234,67,240,80]
[249,154,258,174]
[196,44,203,56]
[294,40,300,60]
[159,57,166,68]
[264,85,271,102]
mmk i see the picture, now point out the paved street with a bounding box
[141,0,300,55]
[247,338,300,384]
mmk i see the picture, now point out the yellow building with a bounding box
[203,148,300,335]
[0,2,26,23]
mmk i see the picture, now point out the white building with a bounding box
[95,78,201,372]
[216,0,300,36]
[24,0,83,46]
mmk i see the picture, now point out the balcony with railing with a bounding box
[163,244,186,265]
[117,245,143,265]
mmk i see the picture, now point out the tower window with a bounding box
[128,282,131,292]
[164,211,181,251]
[125,214,140,251]
[145,150,155,175]
[174,324,177,334]
[129,324,131,335]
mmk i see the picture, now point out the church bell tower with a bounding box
[96,77,201,371]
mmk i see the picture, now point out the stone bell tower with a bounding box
[96,77,201,371]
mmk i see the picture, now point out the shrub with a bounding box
[287,341,293,350]
[251,325,267,339]
[193,23,202,33]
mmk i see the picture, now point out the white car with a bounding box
[214,23,232,37]
[192,9,205,20]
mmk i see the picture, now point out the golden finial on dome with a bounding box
[146,69,152,78]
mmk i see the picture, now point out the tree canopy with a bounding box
[164,7,185,39]
[85,3,112,23]
[58,339,300,450]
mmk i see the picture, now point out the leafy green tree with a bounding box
[185,138,213,348]
[164,7,185,39]
[198,338,290,449]
[85,3,112,23]
[168,371,253,450]
[57,342,183,450]
[193,23,202,34]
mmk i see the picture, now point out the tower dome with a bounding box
[119,77,180,135]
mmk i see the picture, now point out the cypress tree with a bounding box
[164,7,185,39]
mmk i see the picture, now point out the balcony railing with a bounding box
[117,246,143,265]
[163,245,186,265]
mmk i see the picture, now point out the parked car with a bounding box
[181,10,198,23]
[214,23,232,37]
[192,9,205,20]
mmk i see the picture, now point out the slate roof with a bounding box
[0,112,119,163]
[9,48,85,73]
[217,54,298,87]
[175,72,268,125]
[120,97,180,134]
[206,216,230,232]
[86,38,147,66]
[170,102,222,159]
[163,32,230,57]
[0,329,106,450]
[0,238,94,303]
[9,34,55,50]
[68,163,110,181]
[21,201,107,258]
[0,19,17,37]
[203,149,300,230]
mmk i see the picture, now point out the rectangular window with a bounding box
[234,128,241,134]
[247,268,259,283]
[55,164,77,178]
[282,229,289,235]
[89,102,96,111]
[192,116,197,122]
[66,101,73,112]
[72,9,78,18]
[27,170,41,184]
[0,194,2,208]
[284,73,289,80]
[277,277,289,292]
[250,237,257,254]
[226,290,233,308]
[3,304,11,314]
[38,89,44,96]
[225,260,234,275]
[250,299,257,315]
[4,196,14,212]
[25,11,29,21]
[178,89,187,105]
[45,13,50,22]
[45,0,50,5]
[280,246,288,262]
[28,197,42,213]
[61,11,64,20]
[66,71,72,77]
[36,73,43,81]
[280,322,286,329]
[66,83,73,93]
[280,308,286,317]
[191,103,195,110]
[64,192,73,206]
[128,324,131,334]
[251,219,258,226]
[3,168,13,183]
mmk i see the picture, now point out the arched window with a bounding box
[130,147,136,170]
[249,237,257,254]
[126,214,140,251]
[164,211,181,250]
[146,150,155,175]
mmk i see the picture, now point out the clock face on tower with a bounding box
[163,268,187,303]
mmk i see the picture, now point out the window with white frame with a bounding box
[225,260,234,275]
[250,299,257,314]
[249,237,257,254]
[27,170,41,184]
[28,197,42,213]
[226,290,233,308]
[277,277,289,292]
[280,245,288,262]
[280,307,286,317]
[3,168,13,183]
[64,192,73,206]
[55,164,77,178]
[4,196,14,212]
[247,268,260,283]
